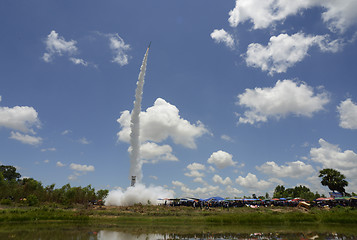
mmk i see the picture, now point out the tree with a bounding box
[273,185,285,198]
[319,168,348,195]
[0,165,21,181]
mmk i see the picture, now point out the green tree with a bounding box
[319,168,348,195]
[273,185,285,198]
[0,165,21,181]
[97,189,109,200]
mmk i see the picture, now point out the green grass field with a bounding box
[1,204,357,225]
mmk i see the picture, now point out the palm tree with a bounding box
[319,168,348,195]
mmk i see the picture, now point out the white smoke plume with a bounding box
[104,183,174,206]
[129,46,149,183]
[105,45,175,206]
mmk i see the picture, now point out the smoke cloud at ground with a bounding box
[104,183,174,206]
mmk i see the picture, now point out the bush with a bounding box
[27,194,39,206]
[0,199,12,205]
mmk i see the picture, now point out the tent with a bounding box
[202,196,225,201]
[315,197,334,201]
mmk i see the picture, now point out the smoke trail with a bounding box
[129,46,150,183]
[105,45,174,206]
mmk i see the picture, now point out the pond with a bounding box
[1,222,357,239]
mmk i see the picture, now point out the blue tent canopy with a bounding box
[202,196,225,201]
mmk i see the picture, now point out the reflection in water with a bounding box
[1,223,357,240]
[98,231,164,240]
[96,230,355,240]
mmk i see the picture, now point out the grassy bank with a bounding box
[1,204,357,225]
[0,207,89,222]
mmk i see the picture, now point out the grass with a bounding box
[1,204,357,225]
[0,207,89,222]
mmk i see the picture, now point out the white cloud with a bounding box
[187,162,206,171]
[193,177,207,184]
[61,130,71,135]
[221,134,233,142]
[310,138,357,179]
[237,79,329,124]
[9,131,42,145]
[208,166,216,173]
[41,148,56,152]
[69,57,88,66]
[228,0,357,33]
[207,150,236,169]
[225,185,243,196]
[172,180,185,188]
[133,142,178,163]
[78,137,90,144]
[44,159,50,163]
[228,0,315,29]
[179,184,220,197]
[0,103,40,133]
[117,98,209,149]
[212,174,232,185]
[42,30,78,62]
[244,33,343,75]
[108,33,131,66]
[149,175,158,180]
[185,170,205,178]
[56,161,66,167]
[337,98,357,129]
[69,163,95,172]
[236,173,273,190]
[210,29,235,49]
[322,0,357,33]
[256,160,315,178]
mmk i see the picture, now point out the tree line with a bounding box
[0,165,108,206]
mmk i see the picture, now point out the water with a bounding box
[0,222,356,239]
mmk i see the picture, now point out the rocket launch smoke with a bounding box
[105,45,174,206]
[129,45,149,183]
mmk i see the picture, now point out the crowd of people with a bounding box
[160,196,357,209]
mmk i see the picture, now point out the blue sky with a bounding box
[1,0,357,198]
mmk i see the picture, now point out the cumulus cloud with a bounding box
[321,0,357,33]
[310,138,357,179]
[187,162,206,171]
[117,98,209,149]
[185,170,205,178]
[108,33,131,66]
[256,160,315,178]
[131,142,178,163]
[42,30,78,62]
[9,131,42,145]
[210,29,235,49]
[56,161,66,167]
[236,173,273,190]
[69,57,88,66]
[337,98,357,129]
[175,182,220,197]
[207,150,236,169]
[228,0,357,33]
[69,163,95,172]
[244,33,343,75]
[212,174,232,185]
[0,102,40,133]
[236,79,329,124]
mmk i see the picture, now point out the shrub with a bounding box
[0,199,12,205]
[27,194,39,206]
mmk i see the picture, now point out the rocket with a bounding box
[148,41,151,49]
